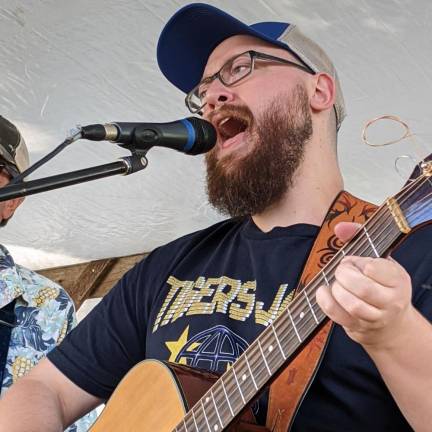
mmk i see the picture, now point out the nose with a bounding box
[203,79,236,114]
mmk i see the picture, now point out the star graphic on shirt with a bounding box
[165,326,200,364]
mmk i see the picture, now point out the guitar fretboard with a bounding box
[172,202,402,432]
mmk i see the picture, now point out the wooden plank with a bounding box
[69,258,116,309]
[38,253,149,306]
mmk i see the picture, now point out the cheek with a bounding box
[241,76,296,115]
[241,82,281,117]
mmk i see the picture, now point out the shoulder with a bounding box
[164,217,244,248]
[142,217,245,266]
[119,217,246,288]
[15,264,74,310]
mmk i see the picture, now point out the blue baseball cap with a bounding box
[157,3,346,130]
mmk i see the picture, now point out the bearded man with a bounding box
[0,4,431,432]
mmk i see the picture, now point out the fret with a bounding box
[191,407,199,431]
[257,339,272,376]
[363,226,379,257]
[286,308,302,342]
[322,270,330,286]
[231,366,246,405]
[201,399,211,431]
[271,323,286,359]
[183,418,189,432]
[210,389,223,429]
[220,377,235,417]
[244,353,258,390]
[303,290,319,324]
[293,305,316,342]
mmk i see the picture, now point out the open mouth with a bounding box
[217,116,249,143]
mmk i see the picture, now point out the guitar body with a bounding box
[90,359,258,432]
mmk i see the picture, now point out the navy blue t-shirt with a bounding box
[48,218,432,431]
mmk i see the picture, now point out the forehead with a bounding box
[203,34,297,77]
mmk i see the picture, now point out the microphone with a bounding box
[80,117,216,155]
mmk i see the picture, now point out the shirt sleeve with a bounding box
[48,258,152,400]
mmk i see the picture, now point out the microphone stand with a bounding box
[0,154,148,202]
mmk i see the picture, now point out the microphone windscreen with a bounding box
[185,117,216,155]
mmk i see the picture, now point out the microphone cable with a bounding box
[8,129,82,185]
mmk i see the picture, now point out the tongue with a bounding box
[220,117,247,139]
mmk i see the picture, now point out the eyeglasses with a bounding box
[185,50,314,114]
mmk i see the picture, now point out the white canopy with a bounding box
[1,0,431,269]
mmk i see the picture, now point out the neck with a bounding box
[252,139,343,232]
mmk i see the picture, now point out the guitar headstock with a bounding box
[395,153,432,230]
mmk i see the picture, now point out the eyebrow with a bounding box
[202,50,245,81]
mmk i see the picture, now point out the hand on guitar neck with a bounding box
[316,220,432,432]
[317,220,414,349]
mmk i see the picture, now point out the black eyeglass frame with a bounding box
[185,50,315,114]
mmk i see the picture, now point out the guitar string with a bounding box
[183,220,400,432]
[181,169,430,428]
[176,180,425,432]
[185,187,425,431]
[180,220,410,431]
[183,170,431,429]
[178,215,400,432]
[404,189,432,221]
[181,217,400,430]
[176,173,431,431]
[197,175,432,430]
[178,205,417,431]
[176,221,397,432]
[402,179,432,215]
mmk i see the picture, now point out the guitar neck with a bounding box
[174,203,402,432]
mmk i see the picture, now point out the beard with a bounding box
[205,84,313,218]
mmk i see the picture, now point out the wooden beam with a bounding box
[38,253,148,307]
[68,258,116,309]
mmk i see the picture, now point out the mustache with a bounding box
[208,104,255,127]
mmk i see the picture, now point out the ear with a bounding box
[1,197,24,220]
[309,72,335,114]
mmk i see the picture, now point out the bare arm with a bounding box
[365,307,432,432]
[0,357,102,432]
[316,222,432,431]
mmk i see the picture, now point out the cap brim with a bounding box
[157,3,290,93]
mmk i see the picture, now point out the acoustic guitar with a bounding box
[90,157,432,431]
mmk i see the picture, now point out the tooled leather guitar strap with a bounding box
[266,191,377,432]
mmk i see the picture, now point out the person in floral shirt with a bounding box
[0,116,96,431]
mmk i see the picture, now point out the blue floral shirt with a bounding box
[0,244,96,431]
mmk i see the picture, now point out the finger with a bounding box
[334,261,393,308]
[341,256,409,288]
[331,280,383,322]
[334,222,362,243]
[316,285,355,328]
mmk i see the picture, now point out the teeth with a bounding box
[219,117,231,126]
